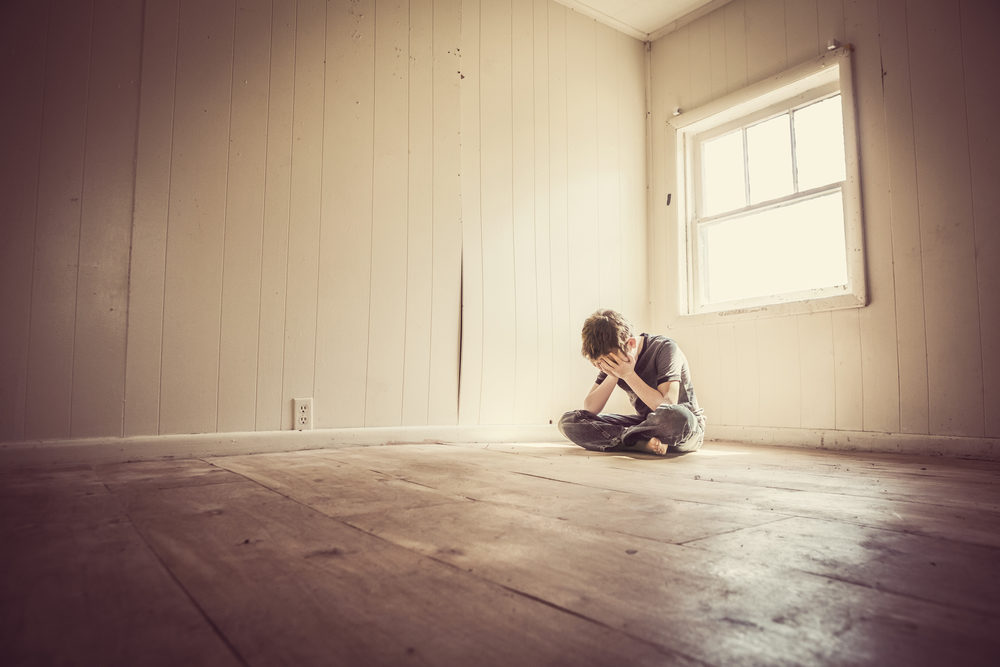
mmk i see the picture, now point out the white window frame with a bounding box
[669,46,866,323]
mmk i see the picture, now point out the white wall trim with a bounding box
[0,425,565,468]
[708,425,1000,460]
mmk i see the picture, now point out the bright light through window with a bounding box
[746,114,793,204]
[700,191,848,303]
[701,131,745,216]
[795,96,846,191]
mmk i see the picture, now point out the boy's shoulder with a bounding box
[643,333,678,349]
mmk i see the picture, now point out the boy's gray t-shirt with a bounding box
[594,334,701,417]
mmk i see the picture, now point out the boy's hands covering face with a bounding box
[593,349,636,379]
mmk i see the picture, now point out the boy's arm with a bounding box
[621,374,676,412]
[583,374,618,414]
[598,351,677,412]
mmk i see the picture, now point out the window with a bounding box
[671,47,865,320]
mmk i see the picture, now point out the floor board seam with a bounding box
[98,480,252,667]
[488,579,711,666]
[808,571,1000,620]
[674,516,796,546]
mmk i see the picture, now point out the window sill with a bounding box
[669,290,867,327]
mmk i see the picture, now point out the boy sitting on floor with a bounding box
[559,309,705,455]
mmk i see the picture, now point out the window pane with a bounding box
[701,130,745,216]
[795,95,846,190]
[700,191,848,305]
[746,114,793,204]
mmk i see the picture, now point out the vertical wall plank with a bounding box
[315,0,373,428]
[694,325,721,421]
[907,0,983,437]
[511,0,539,423]
[734,321,760,426]
[255,0,295,431]
[651,28,687,331]
[478,0,516,424]
[125,0,179,437]
[216,0,271,433]
[564,12,601,395]
[845,0,900,434]
[365,0,409,426]
[72,0,143,438]
[798,312,836,429]
[458,0,484,424]
[0,0,47,440]
[595,23,622,310]
[723,0,747,91]
[546,3,572,417]
[708,9,727,98]
[756,318,800,428]
[280,0,325,429]
[961,0,1000,437]
[784,0,818,63]
[24,0,93,439]
[715,324,738,425]
[877,0,927,435]
[618,30,647,330]
[687,18,711,107]
[832,310,862,430]
[159,0,234,435]
[402,0,435,426]
[530,0,552,423]
[427,0,462,425]
[745,0,785,81]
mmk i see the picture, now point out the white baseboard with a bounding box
[707,425,1000,460]
[0,424,564,468]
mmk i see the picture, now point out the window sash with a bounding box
[691,187,849,313]
[692,85,841,222]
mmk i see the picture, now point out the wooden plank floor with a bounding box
[3,441,1000,665]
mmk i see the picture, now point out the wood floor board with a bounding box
[97,458,237,491]
[682,515,1000,617]
[319,444,1000,548]
[344,497,1000,666]
[0,466,241,667]
[212,447,786,545]
[100,464,693,666]
[208,451,462,517]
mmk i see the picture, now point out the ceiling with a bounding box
[553,0,731,41]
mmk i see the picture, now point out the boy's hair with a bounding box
[581,310,634,360]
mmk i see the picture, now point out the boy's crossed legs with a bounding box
[558,403,704,455]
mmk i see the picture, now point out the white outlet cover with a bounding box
[292,398,313,430]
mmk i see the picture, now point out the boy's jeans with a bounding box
[558,403,705,453]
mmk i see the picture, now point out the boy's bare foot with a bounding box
[636,437,669,456]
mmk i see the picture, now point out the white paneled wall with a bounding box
[649,0,1000,441]
[0,0,647,441]
[460,0,648,425]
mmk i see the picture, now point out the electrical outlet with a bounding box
[293,398,313,430]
